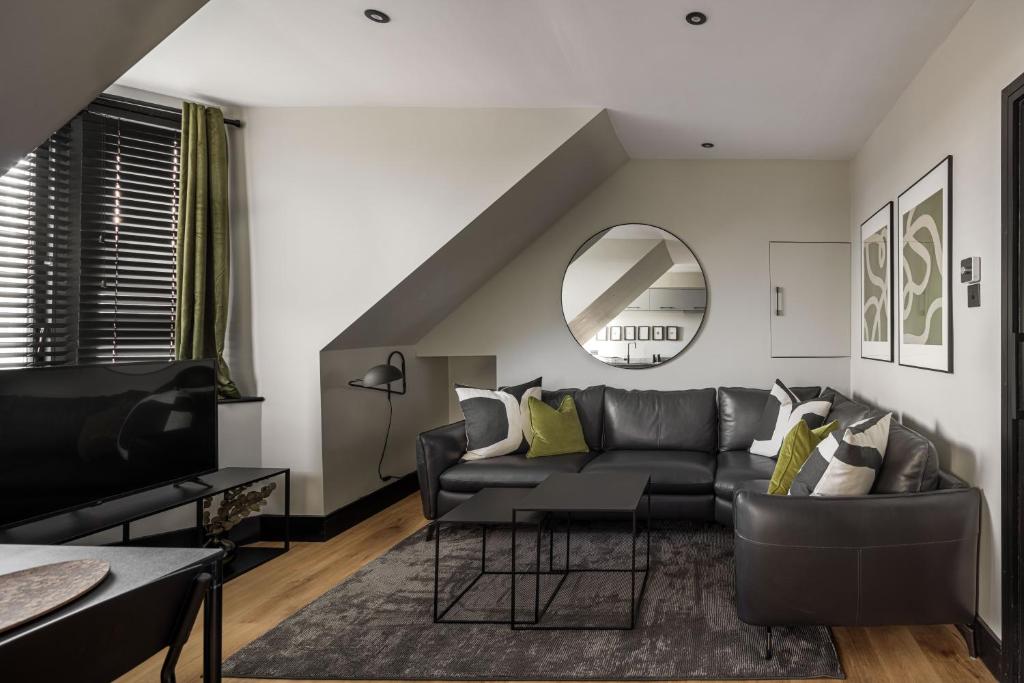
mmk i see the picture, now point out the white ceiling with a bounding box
[118,0,973,159]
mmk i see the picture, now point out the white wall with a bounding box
[849,0,1024,638]
[420,159,851,392]
[242,107,600,514]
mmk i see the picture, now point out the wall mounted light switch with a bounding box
[960,256,980,284]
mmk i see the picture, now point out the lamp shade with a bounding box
[362,363,403,388]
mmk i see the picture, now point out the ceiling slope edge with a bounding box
[323,109,628,351]
[0,0,208,175]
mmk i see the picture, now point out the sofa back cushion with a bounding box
[820,387,874,430]
[874,420,940,493]
[541,386,605,451]
[819,388,940,493]
[717,385,820,452]
[603,387,717,452]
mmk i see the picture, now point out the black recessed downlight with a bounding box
[701,142,715,149]
[685,11,708,26]
[364,9,390,23]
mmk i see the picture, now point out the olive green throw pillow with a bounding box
[526,395,588,458]
[768,419,839,494]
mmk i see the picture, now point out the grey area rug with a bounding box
[223,521,844,680]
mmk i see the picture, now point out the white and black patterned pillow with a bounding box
[498,377,542,453]
[749,380,797,457]
[789,412,892,496]
[456,378,541,460]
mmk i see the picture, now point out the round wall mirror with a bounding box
[561,223,707,369]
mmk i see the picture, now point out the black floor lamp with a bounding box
[348,350,406,482]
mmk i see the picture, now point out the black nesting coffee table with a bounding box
[511,472,652,630]
[433,487,559,625]
[433,473,652,630]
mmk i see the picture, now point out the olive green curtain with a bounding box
[175,102,240,398]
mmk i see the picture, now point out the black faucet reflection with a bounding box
[626,341,637,364]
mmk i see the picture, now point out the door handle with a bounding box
[775,286,783,316]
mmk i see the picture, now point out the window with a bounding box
[0,97,180,367]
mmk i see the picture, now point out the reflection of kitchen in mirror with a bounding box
[562,223,707,369]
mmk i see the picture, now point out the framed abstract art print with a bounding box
[897,156,952,373]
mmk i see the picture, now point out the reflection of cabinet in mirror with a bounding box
[625,290,650,311]
[625,287,706,311]
[651,288,706,311]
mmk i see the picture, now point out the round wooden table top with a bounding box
[0,559,110,635]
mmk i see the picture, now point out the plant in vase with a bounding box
[203,482,277,564]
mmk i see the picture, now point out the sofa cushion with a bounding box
[717,385,821,452]
[820,387,876,431]
[603,387,717,452]
[874,420,940,493]
[439,451,597,493]
[581,450,715,494]
[818,388,940,493]
[714,450,778,501]
[541,386,605,451]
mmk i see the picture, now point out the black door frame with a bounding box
[1001,70,1024,683]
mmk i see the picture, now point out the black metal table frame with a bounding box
[511,483,652,631]
[433,518,569,625]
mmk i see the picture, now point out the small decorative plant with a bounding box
[203,482,277,562]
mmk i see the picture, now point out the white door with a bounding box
[769,242,851,357]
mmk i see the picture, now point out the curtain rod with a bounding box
[97,94,243,128]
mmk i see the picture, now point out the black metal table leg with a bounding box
[630,509,637,629]
[511,510,517,627]
[283,470,291,551]
[203,556,223,683]
[534,517,542,623]
[433,522,441,622]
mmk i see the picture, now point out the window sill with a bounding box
[218,396,265,405]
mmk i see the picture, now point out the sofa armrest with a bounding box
[733,487,980,627]
[415,421,467,520]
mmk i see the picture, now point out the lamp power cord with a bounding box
[378,392,397,482]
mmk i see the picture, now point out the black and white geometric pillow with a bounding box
[497,377,542,454]
[456,378,542,460]
[788,412,892,496]
[749,380,798,457]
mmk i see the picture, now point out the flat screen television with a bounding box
[0,360,218,529]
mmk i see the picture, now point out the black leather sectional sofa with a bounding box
[416,383,981,651]
[416,384,957,525]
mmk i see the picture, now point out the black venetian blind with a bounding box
[0,97,180,367]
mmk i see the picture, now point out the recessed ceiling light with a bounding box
[701,142,715,148]
[364,9,390,23]
[685,11,708,26]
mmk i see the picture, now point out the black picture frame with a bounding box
[652,326,664,341]
[624,326,636,341]
[610,326,622,341]
[666,326,679,341]
[860,201,895,363]
[637,326,650,341]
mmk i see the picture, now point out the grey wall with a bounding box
[0,0,206,175]
[320,346,449,514]
[419,159,852,393]
[849,0,1024,637]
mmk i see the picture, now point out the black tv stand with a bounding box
[174,477,215,490]
[0,467,290,584]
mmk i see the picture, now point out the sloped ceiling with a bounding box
[0,0,207,175]
[324,109,628,350]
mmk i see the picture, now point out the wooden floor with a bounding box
[119,494,994,683]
